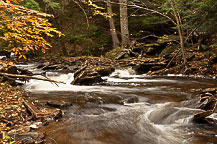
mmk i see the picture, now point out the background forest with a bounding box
[0,0,217,60]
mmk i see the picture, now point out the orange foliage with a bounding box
[0,0,62,60]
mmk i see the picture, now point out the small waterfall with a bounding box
[66,73,75,85]
[110,67,136,78]
[104,68,178,83]
[45,72,75,85]
[25,72,76,91]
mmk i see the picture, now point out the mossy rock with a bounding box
[105,47,122,59]
[159,44,179,57]
[105,47,131,60]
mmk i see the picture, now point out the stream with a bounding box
[18,64,217,144]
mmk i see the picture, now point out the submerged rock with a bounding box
[47,101,72,108]
[18,132,44,144]
[119,96,139,104]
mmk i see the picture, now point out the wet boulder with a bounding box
[97,67,115,76]
[72,65,114,85]
[193,88,217,122]
[75,72,103,85]
[134,64,154,74]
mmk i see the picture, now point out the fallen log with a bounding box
[22,99,62,120]
[0,72,66,84]
[74,65,87,78]
[22,99,41,119]
[71,70,86,85]
[71,65,88,85]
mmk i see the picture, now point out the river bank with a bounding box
[0,83,33,144]
[0,82,62,143]
[23,48,217,79]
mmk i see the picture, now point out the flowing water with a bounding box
[21,64,217,144]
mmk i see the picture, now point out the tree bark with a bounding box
[60,39,68,56]
[107,0,120,48]
[119,0,129,48]
[170,0,187,65]
[57,1,68,56]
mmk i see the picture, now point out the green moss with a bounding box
[159,44,179,57]
[105,47,123,59]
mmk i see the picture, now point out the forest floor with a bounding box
[0,83,31,144]
[148,49,217,78]
[0,83,61,143]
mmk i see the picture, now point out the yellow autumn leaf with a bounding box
[41,48,46,53]
[23,55,27,59]
[6,0,11,4]
[18,55,23,59]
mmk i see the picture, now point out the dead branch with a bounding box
[165,48,181,69]
[128,4,177,25]
[0,72,66,84]
[72,0,89,28]
[74,65,88,78]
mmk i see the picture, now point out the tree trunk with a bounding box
[60,39,68,56]
[170,0,187,65]
[57,1,68,56]
[107,0,120,48]
[173,12,187,65]
[119,0,129,48]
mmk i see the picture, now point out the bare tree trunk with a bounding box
[60,39,68,56]
[58,1,69,56]
[107,0,120,48]
[170,0,187,65]
[119,0,129,48]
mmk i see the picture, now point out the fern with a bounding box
[43,0,60,10]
